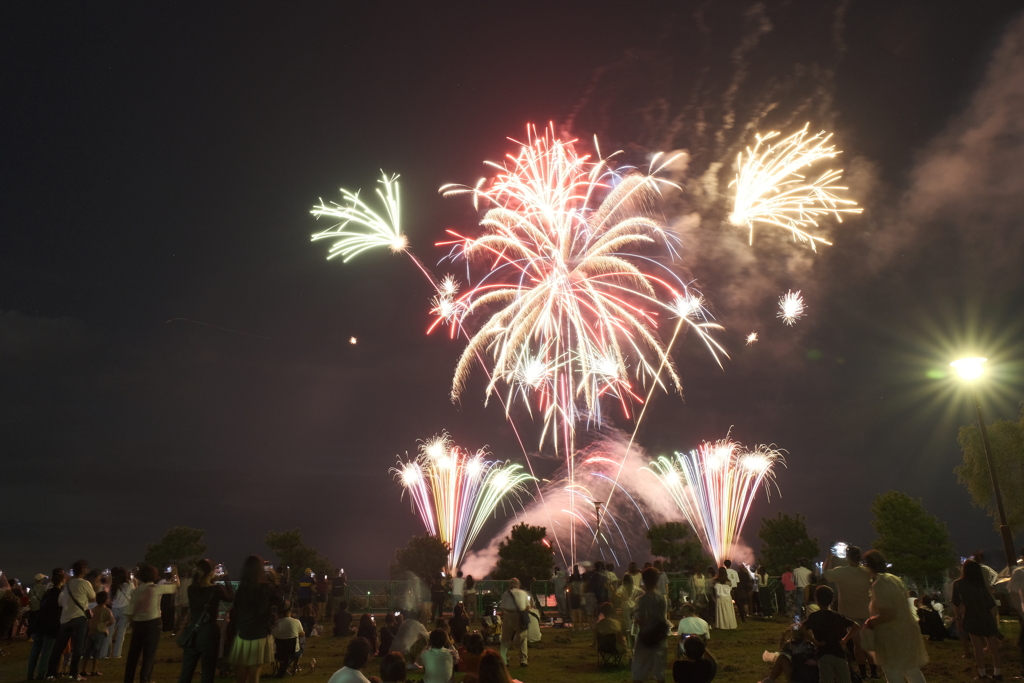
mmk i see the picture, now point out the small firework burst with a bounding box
[778,290,805,325]
[745,332,758,346]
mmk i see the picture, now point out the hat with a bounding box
[34,573,46,582]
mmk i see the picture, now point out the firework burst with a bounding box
[438,125,726,453]
[311,172,407,260]
[392,432,534,572]
[644,438,783,565]
[745,332,758,346]
[729,125,862,250]
[778,290,805,325]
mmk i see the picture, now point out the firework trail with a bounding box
[778,290,805,325]
[643,437,783,565]
[729,124,862,250]
[392,432,534,573]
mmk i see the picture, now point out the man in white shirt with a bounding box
[123,564,178,683]
[675,603,710,658]
[451,571,466,609]
[46,559,96,680]
[499,577,530,667]
[724,560,740,588]
[791,559,813,617]
[272,607,306,677]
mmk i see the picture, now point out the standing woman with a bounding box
[462,576,477,621]
[632,567,670,683]
[756,566,771,617]
[861,550,928,683]
[177,560,235,683]
[568,566,585,632]
[713,568,737,630]
[27,568,64,681]
[124,564,180,683]
[952,559,1002,679]
[229,555,284,683]
[108,568,134,659]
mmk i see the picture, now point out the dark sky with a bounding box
[3,1,1024,580]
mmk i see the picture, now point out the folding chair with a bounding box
[596,632,628,668]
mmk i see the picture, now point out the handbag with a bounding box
[177,588,217,649]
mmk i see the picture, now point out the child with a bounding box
[801,585,858,683]
[83,591,115,676]
[673,635,717,683]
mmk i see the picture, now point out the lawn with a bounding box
[1,615,1019,683]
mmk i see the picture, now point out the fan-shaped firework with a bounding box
[311,172,408,261]
[643,438,783,565]
[392,432,534,572]
[729,125,862,250]
[438,125,727,453]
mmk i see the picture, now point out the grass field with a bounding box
[1,615,1019,683]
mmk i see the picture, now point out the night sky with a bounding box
[4,1,1024,581]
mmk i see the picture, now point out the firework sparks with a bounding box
[745,332,758,346]
[438,124,726,453]
[729,125,862,250]
[778,290,805,325]
[311,172,408,261]
[643,438,783,565]
[391,432,534,572]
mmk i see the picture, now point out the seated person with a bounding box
[449,604,470,644]
[457,632,485,679]
[675,603,710,658]
[327,637,374,683]
[759,628,818,683]
[421,629,454,683]
[379,651,407,683]
[673,635,717,683]
[272,606,306,678]
[916,595,947,641]
[390,609,430,668]
[333,601,355,637]
[379,613,400,656]
[593,601,627,655]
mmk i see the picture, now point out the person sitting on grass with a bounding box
[378,613,400,656]
[421,629,455,683]
[593,601,628,656]
[477,649,520,683]
[801,586,858,683]
[673,635,717,683]
[379,652,407,683]
[327,637,374,683]
[675,603,710,658]
[356,614,378,656]
[916,595,947,642]
[759,626,818,683]
[449,603,469,644]
[458,633,485,679]
[333,601,355,636]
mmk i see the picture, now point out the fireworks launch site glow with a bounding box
[778,290,806,325]
[438,124,726,454]
[729,124,862,251]
[391,432,534,572]
[644,438,783,565]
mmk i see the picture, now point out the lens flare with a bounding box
[392,432,535,572]
[729,125,862,250]
[643,438,783,565]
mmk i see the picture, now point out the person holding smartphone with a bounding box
[124,564,179,683]
[177,559,234,683]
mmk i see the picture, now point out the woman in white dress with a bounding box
[713,567,737,630]
[862,550,928,683]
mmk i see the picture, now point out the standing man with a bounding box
[328,569,346,621]
[499,578,530,668]
[451,571,466,611]
[46,559,96,680]
[823,546,878,680]
[552,567,567,618]
[791,559,813,618]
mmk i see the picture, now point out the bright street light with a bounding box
[951,356,1015,571]
[950,356,987,380]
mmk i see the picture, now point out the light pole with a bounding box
[950,356,1017,571]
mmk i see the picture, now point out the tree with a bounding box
[265,529,334,586]
[389,535,450,579]
[491,523,555,581]
[956,406,1024,531]
[646,522,709,572]
[757,512,820,575]
[143,526,207,574]
[871,491,955,586]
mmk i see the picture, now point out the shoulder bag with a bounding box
[177,587,218,649]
